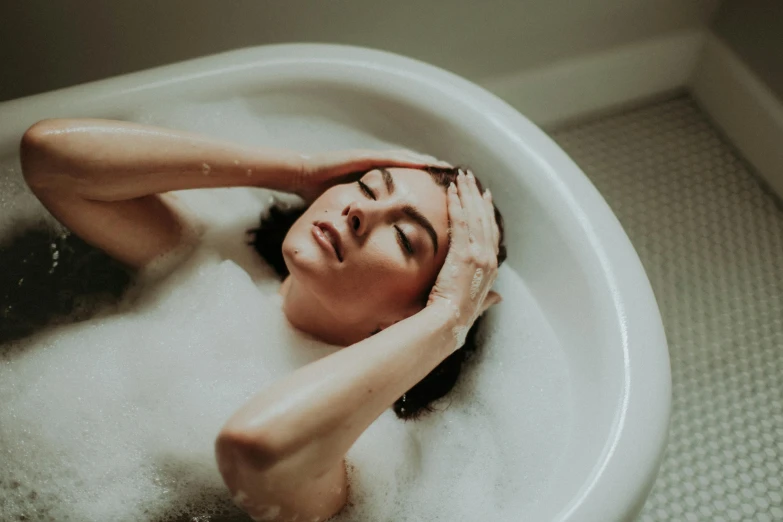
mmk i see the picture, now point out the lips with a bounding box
[313,221,344,262]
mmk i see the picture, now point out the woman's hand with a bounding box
[427,169,502,351]
[296,149,451,202]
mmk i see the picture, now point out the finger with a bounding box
[447,181,469,248]
[482,188,498,252]
[456,171,477,248]
[478,188,494,250]
[460,170,486,245]
[399,150,452,168]
[344,150,424,171]
[388,150,451,168]
[468,171,492,248]
[479,290,502,315]
[483,189,500,253]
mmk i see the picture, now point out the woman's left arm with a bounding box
[217,302,461,521]
[21,118,445,267]
[23,118,447,202]
[22,118,314,198]
[216,171,501,522]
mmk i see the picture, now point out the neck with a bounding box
[280,276,367,346]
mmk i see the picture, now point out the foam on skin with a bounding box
[0,100,573,521]
[469,267,484,300]
[451,324,469,351]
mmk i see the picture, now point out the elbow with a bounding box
[216,423,348,522]
[215,424,283,487]
[21,119,62,157]
[215,428,288,520]
[20,119,69,192]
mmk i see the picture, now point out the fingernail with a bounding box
[484,188,491,199]
[448,182,457,192]
[467,170,475,181]
[458,169,465,178]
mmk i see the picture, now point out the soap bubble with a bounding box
[0,100,573,521]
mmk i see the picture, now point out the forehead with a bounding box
[367,166,448,209]
[367,167,444,193]
[366,166,449,247]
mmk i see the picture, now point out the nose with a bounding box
[344,202,367,236]
[344,200,386,237]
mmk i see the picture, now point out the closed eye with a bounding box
[358,179,413,255]
[357,180,376,200]
[395,225,415,255]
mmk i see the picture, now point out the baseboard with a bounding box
[478,30,705,128]
[690,34,783,200]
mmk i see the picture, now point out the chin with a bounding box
[283,232,320,275]
[282,231,338,298]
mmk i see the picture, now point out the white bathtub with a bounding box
[0,44,670,521]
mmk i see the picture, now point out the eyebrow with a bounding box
[402,204,439,255]
[377,168,439,255]
[380,168,394,194]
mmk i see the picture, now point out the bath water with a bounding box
[0,100,573,521]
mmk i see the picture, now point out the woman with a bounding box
[20,118,505,522]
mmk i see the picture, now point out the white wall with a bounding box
[1,0,719,102]
[712,0,783,101]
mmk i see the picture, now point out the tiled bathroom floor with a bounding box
[551,95,783,522]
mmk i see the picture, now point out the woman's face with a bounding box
[282,168,450,330]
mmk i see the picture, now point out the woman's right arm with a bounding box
[20,118,308,268]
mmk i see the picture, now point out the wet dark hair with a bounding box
[0,223,131,344]
[247,166,507,419]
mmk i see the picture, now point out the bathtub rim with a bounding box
[0,43,671,522]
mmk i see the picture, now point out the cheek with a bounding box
[281,220,316,271]
[284,215,437,320]
[341,238,428,302]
